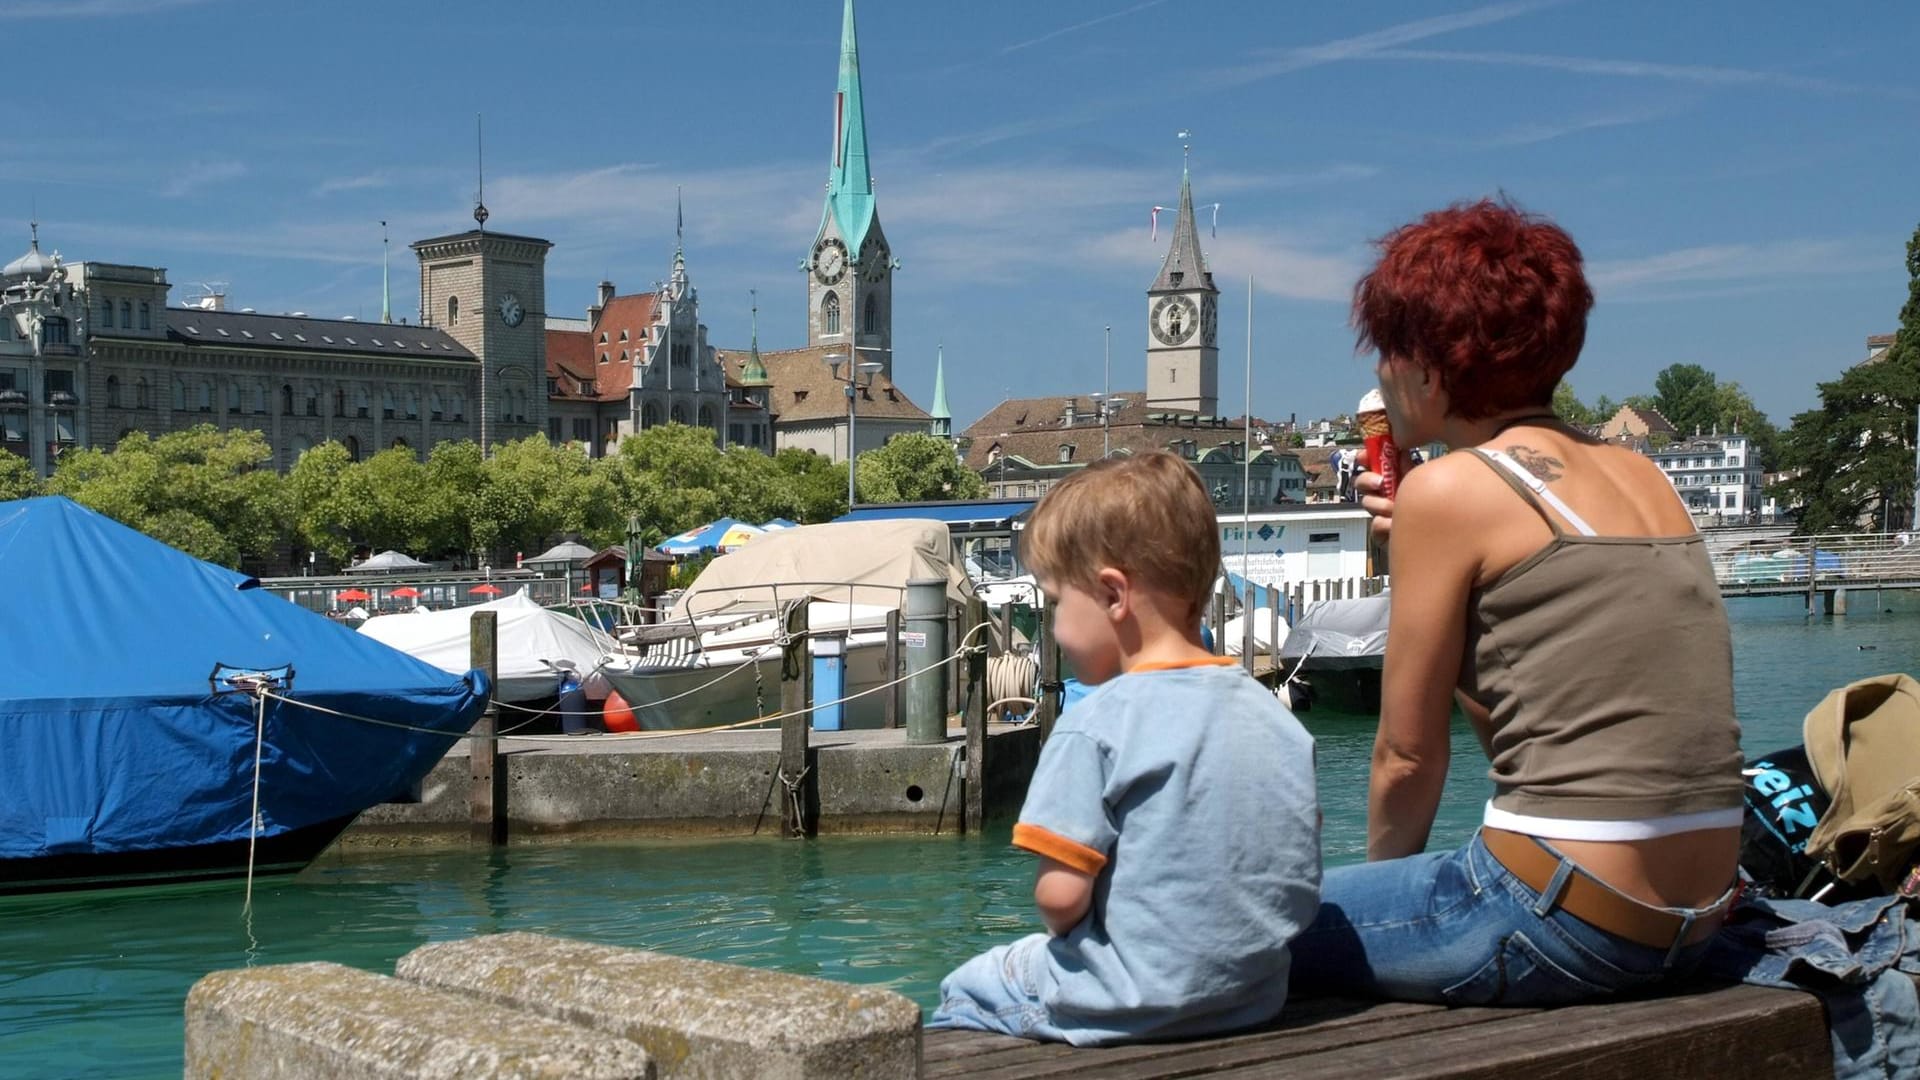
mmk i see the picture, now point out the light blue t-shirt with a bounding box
[1013,661,1320,1043]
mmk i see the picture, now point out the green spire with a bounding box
[742,289,769,385]
[930,344,951,437]
[818,0,876,255]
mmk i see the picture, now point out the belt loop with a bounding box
[1532,856,1576,919]
[1661,912,1696,970]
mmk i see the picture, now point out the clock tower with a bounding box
[1145,159,1218,413]
[807,0,894,377]
[414,225,552,454]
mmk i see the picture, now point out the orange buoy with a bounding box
[601,690,639,734]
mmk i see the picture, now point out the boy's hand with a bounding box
[1034,857,1094,936]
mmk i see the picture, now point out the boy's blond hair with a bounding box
[1021,451,1220,622]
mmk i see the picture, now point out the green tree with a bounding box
[45,424,286,567]
[421,439,485,559]
[1653,363,1721,437]
[286,441,355,560]
[1551,381,1598,426]
[1776,223,1920,531]
[604,424,732,544]
[478,436,620,559]
[0,451,38,501]
[771,447,848,523]
[854,433,987,503]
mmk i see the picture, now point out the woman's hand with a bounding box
[1355,445,1414,544]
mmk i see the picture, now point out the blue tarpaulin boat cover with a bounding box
[0,497,489,861]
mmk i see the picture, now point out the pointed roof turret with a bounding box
[668,188,690,299]
[741,291,769,385]
[817,0,877,255]
[4,221,55,281]
[930,345,951,437]
[1151,159,1215,294]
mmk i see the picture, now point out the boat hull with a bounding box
[604,640,893,731]
[0,813,359,896]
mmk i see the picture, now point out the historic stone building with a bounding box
[0,221,541,477]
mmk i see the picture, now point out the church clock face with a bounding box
[1201,295,1218,346]
[812,237,848,285]
[1152,295,1198,346]
[496,292,524,328]
[859,237,890,283]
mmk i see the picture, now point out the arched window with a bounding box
[229,382,243,413]
[254,379,268,413]
[430,392,443,421]
[174,378,187,410]
[119,300,132,329]
[134,376,149,409]
[515,390,528,422]
[670,403,688,425]
[139,301,151,330]
[500,390,512,421]
[698,404,714,428]
[281,384,294,416]
[334,387,346,417]
[304,386,319,417]
[198,380,214,412]
[451,393,465,420]
[383,389,395,419]
[100,297,114,328]
[344,436,361,461]
[391,436,409,451]
[356,387,370,418]
[105,375,120,408]
[405,391,419,420]
[821,292,840,336]
[642,401,660,428]
[863,294,877,335]
[447,295,459,326]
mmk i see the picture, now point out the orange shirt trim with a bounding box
[1126,656,1239,674]
[1013,823,1108,875]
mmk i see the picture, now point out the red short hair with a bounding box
[1353,198,1593,420]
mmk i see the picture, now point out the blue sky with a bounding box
[8,0,1916,438]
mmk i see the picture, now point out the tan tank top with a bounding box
[1456,448,1745,821]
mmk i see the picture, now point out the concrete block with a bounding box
[185,961,655,1079]
[397,933,921,1079]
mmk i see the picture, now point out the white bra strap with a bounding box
[1480,448,1597,536]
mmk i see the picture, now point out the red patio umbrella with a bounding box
[389,586,421,598]
[468,583,502,596]
[336,588,370,602]
[579,583,595,593]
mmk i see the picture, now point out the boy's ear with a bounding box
[1095,566,1129,621]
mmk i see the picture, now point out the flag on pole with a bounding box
[1151,206,1168,242]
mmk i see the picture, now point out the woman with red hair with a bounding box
[1288,199,1745,1005]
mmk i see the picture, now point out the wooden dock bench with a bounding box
[922,976,1918,1079]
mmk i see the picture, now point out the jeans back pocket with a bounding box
[1440,929,1610,1007]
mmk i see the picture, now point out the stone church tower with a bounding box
[414,225,551,453]
[1145,160,1218,413]
[806,0,895,378]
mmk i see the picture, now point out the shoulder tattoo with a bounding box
[1505,445,1564,482]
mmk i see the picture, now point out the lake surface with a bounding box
[2,595,1913,1078]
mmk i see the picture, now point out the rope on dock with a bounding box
[254,621,998,744]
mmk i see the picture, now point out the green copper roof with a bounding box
[817,0,876,255]
[930,344,950,421]
[742,295,769,385]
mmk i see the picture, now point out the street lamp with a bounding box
[823,348,887,507]
[1088,393,1129,458]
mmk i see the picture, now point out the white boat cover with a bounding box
[358,592,618,701]
[1279,595,1390,670]
[673,519,976,618]
[354,549,431,571]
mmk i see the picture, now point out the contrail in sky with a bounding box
[1001,0,1170,56]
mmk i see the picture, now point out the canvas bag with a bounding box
[1803,673,1920,893]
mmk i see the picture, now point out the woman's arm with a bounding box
[1368,458,1482,861]
[1034,857,1094,935]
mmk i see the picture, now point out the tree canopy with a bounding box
[1776,223,1920,532]
[854,433,987,503]
[0,450,38,502]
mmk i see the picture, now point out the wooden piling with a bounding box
[883,609,901,729]
[964,597,987,834]
[1034,601,1060,742]
[778,601,814,838]
[468,611,505,845]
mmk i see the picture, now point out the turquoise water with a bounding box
[2,596,1914,1078]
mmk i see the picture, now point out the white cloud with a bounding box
[1589,238,1888,298]
[0,0,213,17]
[1363,48,1903,97]
[1080,228,1365,303]
[159,160,248,198]
[999,0,1169,56]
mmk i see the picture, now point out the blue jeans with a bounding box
[927,933,1078,1041]
[1289,829,1719,1005]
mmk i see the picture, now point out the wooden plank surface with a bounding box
[921,979,1864,1080]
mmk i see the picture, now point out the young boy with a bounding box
[929,451,1320,1046]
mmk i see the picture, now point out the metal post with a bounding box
[467,611,505,845]
[1806,535,1818,616]
[903,578,947,744]
[1035,601,1060,742]
[964,596,988,834]
[1269,601,1282,674]
[779,601,814,838]
[1210,587,1227,655]
[884,609,901,729]
[1241,581,1257,674]
[846,379,857,508]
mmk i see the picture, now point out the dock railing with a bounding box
[1712,532,1920,597]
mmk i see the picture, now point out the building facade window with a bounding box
[383,390,395,420]
[447,296,459,326]
[430,392,443,421]
[642,402,660,428]
[822,292,840,336]
[134,377,150,409]
[42,317,68,346]
[572,418,592,442]
[105,375,120,409]
[101,298,114,328]
[282,384,294,415]
[406,392,419,420]
[698,404,714,428]
[120,301,132,329]
[863,294,877,335]
[139,301,151,330]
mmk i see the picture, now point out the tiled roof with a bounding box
[1868,333,1896,347]
[585,293,660,401]
[1598,404,1677,439]
[716,344,930,424]
[546,328,604,401]
[134,309,474,361]
[959,391,1288,472]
